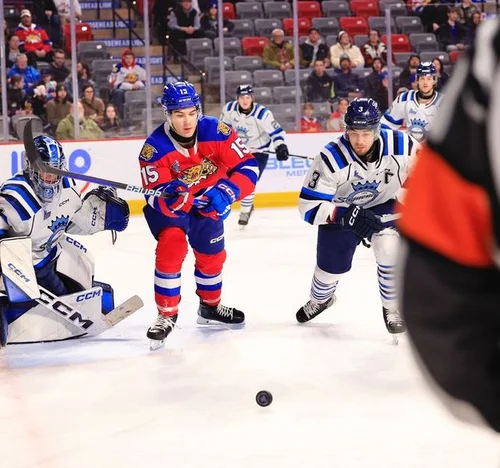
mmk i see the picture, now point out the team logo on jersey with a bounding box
[217,120,232,136]
[347,181,381,206]
[180,158,218,186]
[45,215,70,252]
[408,118,427,142]
[235,126,249,145]
[140,143,157,161]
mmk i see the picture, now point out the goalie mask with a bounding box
[25,135,66,203]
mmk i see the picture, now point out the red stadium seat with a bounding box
[222,3,236,20]
[282,17,312,37]
[134,0,154,16]
[242,36,269,56]
[381,34,412,53]
[339,17,368,37]
[63,23,93,55]
[449,50,463,63]
[297,1,322,21]
[350,0,380,19]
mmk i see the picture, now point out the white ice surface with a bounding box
[0,208,498,468]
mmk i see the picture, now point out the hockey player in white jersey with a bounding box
[220,84,289,226]
[0,134,132,346]
[381,62,442,142]
[296,98,420,337]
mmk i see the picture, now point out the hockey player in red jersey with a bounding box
[138,81,258,348]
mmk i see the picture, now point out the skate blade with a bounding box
[390,332,406,346]
[196,316,246,329]
[149,339,165,351]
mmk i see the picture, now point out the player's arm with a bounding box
[399,28,500,432]
[259,109,289,161]
[381,95,406,130]
[219,101,234,125]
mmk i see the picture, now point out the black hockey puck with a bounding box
[256,390,273,407]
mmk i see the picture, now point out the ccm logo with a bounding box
[66,236,87,253]
[8,263,30,282]
[210,234,224,244]
[218,183,236,201]
[349,206,360,227]
[76,290,102,302]
[91,207,98,226]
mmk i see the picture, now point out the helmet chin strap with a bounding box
[417,87,435,101]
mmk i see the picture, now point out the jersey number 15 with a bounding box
[231,137,250,159]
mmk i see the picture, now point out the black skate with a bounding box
[147,314,177,351]
[197,302,245,326]
[238,206,254,227]
[296,296,336,323]
[383,307,406,345]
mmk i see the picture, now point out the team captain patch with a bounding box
[140,143,157,161]
[217,120,232,136]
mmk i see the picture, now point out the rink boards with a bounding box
[0,131,340,214]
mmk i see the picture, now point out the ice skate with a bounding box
[296,296,336,323]
[147,314,177,351]
[382,307,406,345]
[197,302,245,326]
[238,206,254,229]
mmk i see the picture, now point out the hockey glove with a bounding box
[163,180,194,217]
[83,186,130,232]
[276,144,289,161]
[335,205,385,240]
[200,179,240,221]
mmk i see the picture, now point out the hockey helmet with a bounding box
[236,84,254,97]
[416,62,437,77]
[344,98,382,131]
[160,81,201,113]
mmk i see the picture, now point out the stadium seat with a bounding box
[242,36,269,56]
[215,37,242,58]
[353,35,368,48]
[253,87,274,104]
[263,1,291,19]
[352,67,372,79]
[311,17,340,37]
[223,3,236,20]
[234,55,263,72]
[231,19,255,38]
[186,38,213,69]
[273,86,301,104]
[284,69,312,86]
[236,2,263,19]
[78,41,108,62]
[368,16,396,34]
[254,18,282,37]
[449,50,464,63]
[225,70,253,95]
[282,17,312,37]
[339,17,369,36]
[381,34,411,53]
[350,0,380,19]
[396,16,423,35]
[393,52,412,67]
[322,1,351,18]
[63,23,92,55]
[204,56,232,84]
[253,69,284,88]
[420,51,449,64]
[409,33,438,53]
[297,1,322,21]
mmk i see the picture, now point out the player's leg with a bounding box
[239,152,269,226]
[143,205,189,343]
[189,215,245,325]
[296,224,358,323]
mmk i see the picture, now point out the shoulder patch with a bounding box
[140,143,157,161]
[217,120,232,136]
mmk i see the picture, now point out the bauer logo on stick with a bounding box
[140,143,157,161]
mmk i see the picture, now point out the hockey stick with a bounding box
[249,148,314,161]
[23,120,207,207]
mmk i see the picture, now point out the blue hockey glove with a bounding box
[200,179,240,221]
[84,186,130,231]
[276,144,289,161]
[162,180,194,217]
[335,205,385,240]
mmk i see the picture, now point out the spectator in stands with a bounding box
[421,0,449,33]
[109,49,147,120]
[6,34,24,68]
[7,54,41,96]
[437,7,467,52]
[432,56,449,91]
[100,104,122,136]
[38,68,57,100]
[361,30,388,67]
[457,0,479,27]
[327,97,349,131]
[153,0,177,45]
[300,28,330,68]
[301,103,322,133]
[15,9,53,64]
[65,62,100,99]
[32,0,62,47]
[7,74,28,117]
[200,0,234,40]
[364,57,388,113]
[399,54,420,89]
[46,83,71,131]
[305,59,335,102]
[32,81,50,124]
[49,49,70,83]
[167,0,204,58]
[53,0,82,22]
[333,55,363,99]
[56,101,104,140]
[467,11,482,44]
[330,31,364,69]
[81,84,105,124]
[263,28,306,71]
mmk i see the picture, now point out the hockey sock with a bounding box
[195,270,222,306]
[240,192,255,214]
[154,269,181,316]
[377,264,397,311]
[310,265,341,303]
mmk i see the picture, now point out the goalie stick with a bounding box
[23,120,207,207]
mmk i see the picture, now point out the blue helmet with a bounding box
[160,81,201,113]
[344,98,381,131]
[416,61,436,77]
[236,84,253,97]
[25,134,66,202]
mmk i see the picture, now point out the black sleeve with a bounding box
[402,240,500,432]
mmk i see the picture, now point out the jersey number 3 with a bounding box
[231,137,249,159]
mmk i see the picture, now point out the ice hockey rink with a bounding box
[1,208,499,468]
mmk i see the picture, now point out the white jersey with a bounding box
[381,90,442,142]
[220,101,286,152]
[299,129,420,225]
[0,173,99,267]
